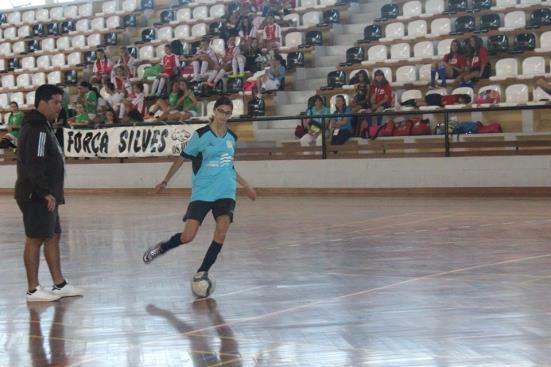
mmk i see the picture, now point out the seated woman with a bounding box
[365,69,393,126]
[0,101,24,149]
[150,80,199,121]
[431,39,466,88]
[402,93,472,108]
[120,82,145,122]
[103,108,120,125]
[224,37,247,78]
[69,103,91,127]
[456,36,491,87]
[258,55,285,92]
[300,95,330,147]
[190,39,225,87]
[330,95,353,145]
[151,44,180,96]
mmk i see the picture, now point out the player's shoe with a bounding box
[143,242,164,263]
[27,286,61,302]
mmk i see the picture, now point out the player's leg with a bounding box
[143,201,210,263]
[196,199,234,273]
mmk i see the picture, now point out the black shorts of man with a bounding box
[15,84,83,302]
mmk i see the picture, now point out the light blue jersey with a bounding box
[181,125,237,202]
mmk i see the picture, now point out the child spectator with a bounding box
[238,16,255,47]
[151,44,180,96]
[112,65,131,94]
[224,37,247,77]
[121,82,145,122]
[114,46,137,78]
[104,108,120,125]
[191,39,225,87]
[262,15,281,50]
[330,95,353,145]
[259,55,285,92]
[78,81,99,121]
[300,95,330,146]
[102,81,125,114]
[350,70,370,113]
[431,39,466,88]
[366,69,393,126]
[0,101,24,148]
[456,36,491,87]
[71,103,90,126]
[93,49,113,79]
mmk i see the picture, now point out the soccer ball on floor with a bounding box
[191,272,216,298]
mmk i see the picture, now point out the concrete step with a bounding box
[256,119,299,129]
[342,22,370,35]
[360,1,386,13]
[275,102,309,116]
[275,90,312,105]
[314,55,342,68]
[254,127,297,142]
[316,45,350,57]
[295,77,327,90]
[350,12,378,25]
[301,66,334,79]
[334,32,363,45]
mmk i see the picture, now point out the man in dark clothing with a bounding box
[15,84,82,302]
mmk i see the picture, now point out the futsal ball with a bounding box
[191,272,216,298]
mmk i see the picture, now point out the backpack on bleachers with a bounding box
[345,47,365,65]
[375,4,399,22]
[478,123,503,133]
[452,16,475,35]
[286,52,305,69]
[305,31,323,46]
[488,35,509,55]
[124,15,137,28]
[528,8,551,28]
[248,96,265,116]
[472,0,492,11]
[510,33,536,53]
[160,10,175,24]
[446,0,468,13]
[479,14,500,32]
[141,0,154,10]
[323,9,340,24]
[227,78,244,94]
[452,121,482,135]
[363,25,382,43]
[325,71,346,89]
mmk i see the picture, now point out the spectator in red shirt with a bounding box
[431,40,466,88]
[262,15,281,50]
[456,36,491,87]
[93,49,113,79]
[151,44,180,97]
[366,69,393,126]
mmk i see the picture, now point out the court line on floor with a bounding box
[182,253,551,336]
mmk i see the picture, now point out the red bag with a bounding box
[392,120,413,136]
[478,122,503,133]
[411,118,432,135]
[380,121,395,136]
[295,118,307,138]
[244,81,257,92]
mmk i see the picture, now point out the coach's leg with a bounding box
[43,233,64,286]
[24,237,44,291]
[197,215,230,273]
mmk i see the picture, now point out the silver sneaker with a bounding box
[27,285,61,302]
[143,242,164,263]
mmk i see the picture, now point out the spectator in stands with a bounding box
[0,101,24,149]
[259,55,285,92]
[115,46,137,78]
[237,16,255,47]
[225,13,241,39]
[456,36,491,87]
[102,81,124,115]
[120,81,145,122]
[224,37,247,78]
[330,95,353,145]
[350,70,370,113]
[262,15,281,50]
[431,40,466,88]
[77,82,99,121]
[403,93,472,108]
[245,38,264,73]
[150,80,199,122]
[70,103,90,127]
[103,108,120,125]
[112,65,131,93]
[191,39,225,87]
[93,49,113,79]
[151,44,180,97]
[366,69,393,126]
[300,95,330,146]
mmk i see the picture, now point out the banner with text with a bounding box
[63,124,207,158]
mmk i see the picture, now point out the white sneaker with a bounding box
[27,286,61,302]
[51,282,83,298]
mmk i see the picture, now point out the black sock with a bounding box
[197,241,223,273]
[27,288,37,295]
[54,280,67,289]
[160,233,182,252]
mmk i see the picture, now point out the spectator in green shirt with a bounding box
[0,102,24,148]
[70,103,90,127]
[77,82,99,120]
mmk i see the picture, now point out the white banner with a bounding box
[63,124,207,158]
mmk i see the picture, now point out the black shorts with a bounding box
[471,65,491,80]
[183,199,236,225]
[17,200,61,239]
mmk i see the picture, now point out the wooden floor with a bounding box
[1,194,551,367]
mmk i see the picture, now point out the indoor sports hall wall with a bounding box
[1,156,551,193]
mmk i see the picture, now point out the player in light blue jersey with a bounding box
[143,97,256,279]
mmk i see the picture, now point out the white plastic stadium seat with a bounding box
[535,31,551,53]
[32,72,47,86]
[319,0,337,5]
[394,65,417,86]
[3,27,17,41]
[206,100,216,116]
[435,39,454,59]
[158,26,174,41]
[21,56,35,70]
[71,35,87,49]
[476,85,502,107]
[502,84,529,105]
[36,9,49,22]
[283,13,301,27]
[280,32,303,51]
[101,1,118,15]
[47,71,62,85]
[87,34,102,48]
[193,6,209,20]
[51,7,64,20]
[428,18,451,38]
[17,74,31,88]
[498,11,526,31]
[210,38,226,57]
[123,0,138,12]
[398,1,422,19]
[492,0,517,9]
[67,52,82,67]
[0,43,12,56]
[7,12,22,25]
[76,19,90,33]
[10,93,25,107]
[414,64,433,85]
[17,25,31,39]
[175,8,192,23]
[65,5,78,19]
[155,44,166,59]
[135,64,151,80]
[520,56,546,79]
[381,22,405,42]
[139,45,155,60]
[0,94,8,108]
[489,58,518,80]
[25,91,35,109]
[232,99,244,116]
[106,16,122,30]
[52,53,66,68]
[400,90,422,109]
[364,45,388,65]
[412,41,434,61]
[446,87,473,108]
[302,11,322,27]
[12,41,26,55]
[22,10,35,24]
[91,18,106,32]
[41,38,56,52]
[532,87,551,103]
[422,0,445,16]
[79,4,93,17]
[516,0,541,7]
[191,23,207,38]
[36,56,51,70]
[389,43,411,62]
[57,36,71,50]
[174,25,190,39]
[297,0,318,11]
[405,20,428,40]
[209,4,226,18]
[1,75,15,90]
[0,60,5,73]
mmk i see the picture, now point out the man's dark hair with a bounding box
[214,96,233,110]
[34,84,64,108]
